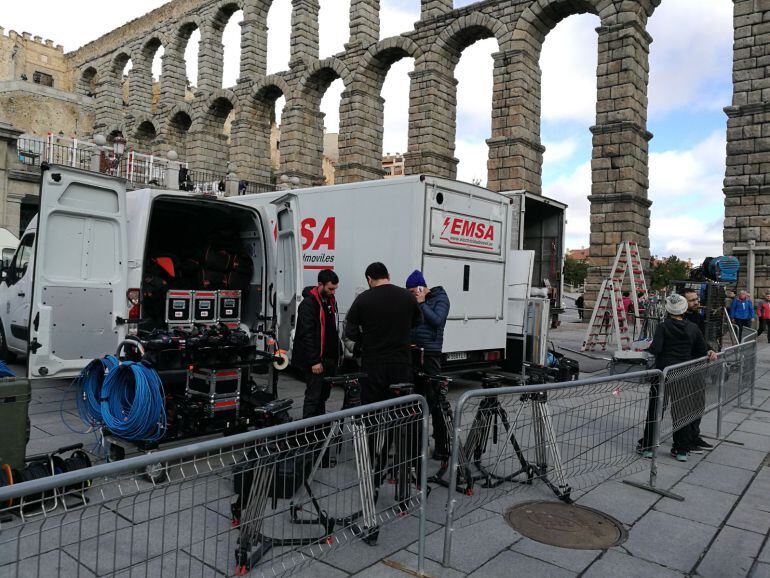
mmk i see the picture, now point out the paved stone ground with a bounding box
[4,322,770,577]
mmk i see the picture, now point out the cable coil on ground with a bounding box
[74,355,119,427]
[99,361,167,442]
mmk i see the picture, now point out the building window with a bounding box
[384,166,392,175]
[33,71,54,87]
[394,166,403,175]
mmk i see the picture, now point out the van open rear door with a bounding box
[272,194,302,361]
[28,165,128,379]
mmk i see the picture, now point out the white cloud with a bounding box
[455,139,489,186]
[382,58,414,155]
[266,0,292,75]
[648,132,726,202]
[319,0,351,59]
[541,14,600,125]
[380,1,420,40]
[648,0,733,117]
[543,138,578,165]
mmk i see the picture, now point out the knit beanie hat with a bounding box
[665,293,688,316]
[405,270,427,289]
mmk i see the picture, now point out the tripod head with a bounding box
[324,373,365,407]
[480,374,505,390]
[418,373,452,397]
[389,383,416,397]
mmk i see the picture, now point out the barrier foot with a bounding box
[622,479,684,501]
[699,434,745,447]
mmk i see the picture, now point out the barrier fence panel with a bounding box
[442,371,659,566]
[0,395,429,577]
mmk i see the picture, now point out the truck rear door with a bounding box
[271,194,303,360]
[422,179,509,358]
[28,165,128,379]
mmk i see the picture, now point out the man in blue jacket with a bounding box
[406,270,451,460]
[730,290,755,341]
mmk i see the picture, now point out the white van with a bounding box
[2,165,303,379]
[231,176,512,367]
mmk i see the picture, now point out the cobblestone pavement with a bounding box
[6,326,770,577]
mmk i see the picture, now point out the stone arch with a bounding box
[195,1,245,91]
[186,91,237,174]
[133,118,158,151]
[238,74,293,184]
[165,19,202,102]
[160,103,194,158]
[336,36,422,183]
[298,58,354,103]
[77,66,98,98]
[129,37,165,114]
[429,12,510,67]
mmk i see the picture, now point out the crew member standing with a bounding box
[682,288,717,453]
[406,270,451,460]
[345,262,422,405]
[292,269,341,418]
[756,293,770,342]
[730,290,755,341]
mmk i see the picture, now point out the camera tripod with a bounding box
[430,374,571,503]
[233,373,381,574]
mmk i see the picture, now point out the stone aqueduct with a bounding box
[65,0,769,296]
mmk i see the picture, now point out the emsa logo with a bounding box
[301,217,336,251]
[441,217,495,241]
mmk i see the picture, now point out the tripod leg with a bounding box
[352,418,380,545]
[488,402,533,482]
[235,460,275,573]
[533,399,572,503]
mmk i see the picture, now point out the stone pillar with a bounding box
[240,18,267,80]
[93,74,118,134]
[290,0,320,65]
[337,88,386,183]
[198,34,225,92]
[348,0,379,48]
[128,62,153,114]
[280,100,326,185]
[586,18,653,307]
[160,50,187,109]
[230,114,267,183]
[487,49,544,193]
[404,67,458,178]
[421,0,452,21]
[723,0,770,297]
[186,129,230,174]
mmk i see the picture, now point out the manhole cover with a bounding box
[504,501,627,550]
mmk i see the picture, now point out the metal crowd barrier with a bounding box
[441,371,659,566]
[624,340,758,501]
[0,395,429,577]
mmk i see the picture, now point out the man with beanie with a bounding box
[406,270,451,459]
[730,290,755,341]
[345,262,422,404]
[682,288,717,453]
[638,293,716,462]
[292,269,341,418]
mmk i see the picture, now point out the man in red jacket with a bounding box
[757,292,770,342]
[292,269,341,418]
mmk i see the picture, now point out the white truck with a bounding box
[0,164,302,380]
[2,169,511,378]
[231,175,512,368]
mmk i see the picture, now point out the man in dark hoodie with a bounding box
[638,293,716,462]
[406,270,451,459]
[292,269,340,419]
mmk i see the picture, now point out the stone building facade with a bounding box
[0,0,762,300]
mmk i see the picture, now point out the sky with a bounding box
[1,0,734,262]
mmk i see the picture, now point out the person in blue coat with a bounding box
[730,290,755,341]
[406,270,451,460]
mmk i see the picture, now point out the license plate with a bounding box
[445,352,468,362]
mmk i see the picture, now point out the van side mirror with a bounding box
[0,269,7,282]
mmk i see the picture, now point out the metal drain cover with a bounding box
[504,501,627,550]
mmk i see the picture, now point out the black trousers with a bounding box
[360,360,413,405]
[413,351,449,457]
[639,377,694,453]
[757,319,770,342]
[734,318,751,341]
[302,362,337,419]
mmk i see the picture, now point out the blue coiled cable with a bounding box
[0,361,15,377]
[100,362,167,442]
[74,355,119,428]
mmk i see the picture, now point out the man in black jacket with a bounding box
[638,293,716,462]
[345,262,422,405]
[682,288,717,453]
[406,270,451,459]
[292,269,340,418]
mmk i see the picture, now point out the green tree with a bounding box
[650,255,690,290]
[564,256,590,287]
